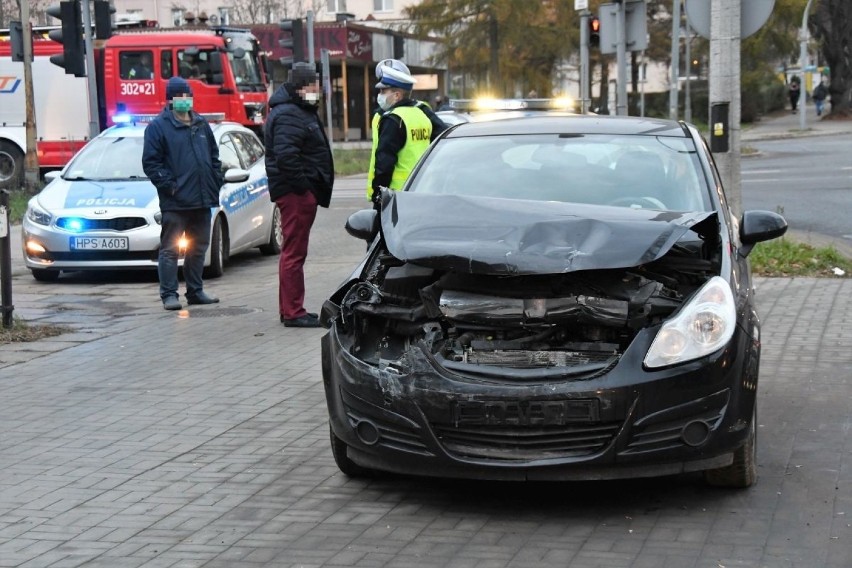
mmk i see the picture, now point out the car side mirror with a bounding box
[739,210,788,257]
[223,168,249,184]
[345,209,379,241]
[44,171,61,183]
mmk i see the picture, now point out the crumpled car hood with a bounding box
[380,192,716,275]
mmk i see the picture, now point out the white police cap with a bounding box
[375,58,416,90]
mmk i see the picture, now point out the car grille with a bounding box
[465,350,616,368]
[56,217,147,231]
[434,422,620,461]
[45,251,158,262]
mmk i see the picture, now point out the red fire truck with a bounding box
[0,26,270,189]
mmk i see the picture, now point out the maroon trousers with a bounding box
[276,191,318,319]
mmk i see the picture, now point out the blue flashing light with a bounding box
[59,218,86,232]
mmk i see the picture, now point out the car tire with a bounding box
[204,216,227,279]
[31,269,60,282]
[329,425,374,477]
[0,141,24,190]
[704,406,757,488]
[258,206,282,256]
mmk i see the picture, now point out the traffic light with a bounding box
[94,0,115,40]
[279,19,305,65]
[47,0,86,77]
[589,16,601,48]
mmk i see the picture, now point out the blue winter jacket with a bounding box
[142,107,223,212]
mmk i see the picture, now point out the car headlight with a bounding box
[26,203,52,226]
[644,276,736,369]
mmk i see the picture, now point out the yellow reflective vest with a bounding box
[366,103,433,201]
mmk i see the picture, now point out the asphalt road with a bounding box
[742,133,852,242]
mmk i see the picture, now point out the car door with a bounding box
[217,131,255,252]
[231,130,271,246]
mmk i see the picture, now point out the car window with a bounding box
[120,50,154,80]
[233,132,264,166]
[407,134,711,212]
[218,134,243,171]
[63,136,147,180]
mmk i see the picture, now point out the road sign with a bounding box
[575,0,589,10]
[599,1,648,55]
[685,0,775,40]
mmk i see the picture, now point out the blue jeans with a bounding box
[815,99,825,115]
[158,209,211,300]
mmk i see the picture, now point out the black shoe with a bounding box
[163,296,182,311]
[280,312,317,323]
[282,313,321,328]
[186,291,219,305]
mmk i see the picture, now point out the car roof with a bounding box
[443,113,690,138]
[97,120,248,139]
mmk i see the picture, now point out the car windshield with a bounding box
[229,49,263,88]
[63,136,146,181]
[408,133,712,212]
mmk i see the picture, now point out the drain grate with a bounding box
[179,307,264,318]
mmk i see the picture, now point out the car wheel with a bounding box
[329,425,373,477]
[704,406,757,488]
[258,206,282,255]
[204,216,227,279]
[0,141,24,190]
[31,269,60,282]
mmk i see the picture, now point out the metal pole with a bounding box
[685,24,692,123]
[0,190,13,328]
[799,0,814,130]
[580,10,589,113]
[640,50,645,117]
[81,0,100,139]
[615,0,628,115]
[21,1,40,191]
[321,48,333,151]
[669,0,681,119]
[307,10,315,67]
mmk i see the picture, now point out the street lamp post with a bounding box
[799,0,814,130]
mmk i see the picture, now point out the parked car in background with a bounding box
[21,121,280,281]
[321,113,787,487]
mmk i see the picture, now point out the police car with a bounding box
[21,120,279,281]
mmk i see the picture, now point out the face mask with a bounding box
[172,98,193,113]
[303,92,320,105]
[377,92,394,111]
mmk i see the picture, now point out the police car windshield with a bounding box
[407,133,712,213]
[64,136,148,181]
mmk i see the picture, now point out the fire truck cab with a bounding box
[101,27,270,130]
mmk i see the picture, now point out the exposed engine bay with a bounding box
[334,229,721,380]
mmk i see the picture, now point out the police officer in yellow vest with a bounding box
[367,59,447,205]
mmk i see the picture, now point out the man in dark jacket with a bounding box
[263,62,334,328]
[142,76,223,311]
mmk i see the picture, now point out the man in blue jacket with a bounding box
[142,76,223,311]
[263,62,334,328]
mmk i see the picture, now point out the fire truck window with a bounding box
[121,51,155,80]
[218,135,243,171]
[178,49,215,84]
[161,50,173,79]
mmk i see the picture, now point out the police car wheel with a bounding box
[204,217,227,279]
[258,206,281,255]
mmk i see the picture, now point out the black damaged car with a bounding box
[320,114,787,487]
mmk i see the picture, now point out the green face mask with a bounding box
[172,98,193,113]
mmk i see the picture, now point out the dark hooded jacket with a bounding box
[142,107,223,212]
[263,84,334,207]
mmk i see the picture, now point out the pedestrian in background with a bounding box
[812,79,828,117]
[366,58,447,206]
[788,76,801,113]
[142,76,222,311]
[264,62,334,328]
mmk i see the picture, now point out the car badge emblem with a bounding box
[94,209,108,215]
